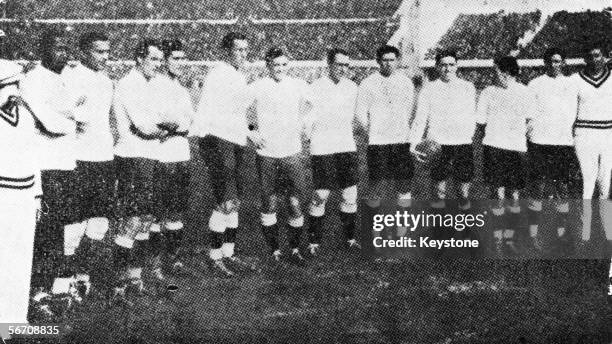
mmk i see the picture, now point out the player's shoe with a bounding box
[30,289,57,321]
[210,259,235,277]
[345,239,362,251]
[503,240,520,257]
[271,250,282,263]
[168,254,185,275]
[527,236,545,255]
[306,243,320,258]
[287,249,307,267]
[225,255,259,272]
[74,273,92,300]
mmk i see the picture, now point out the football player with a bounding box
[247,47,313,266]
[61,31,115,297]
[192,32,252,276]
[476,56,536,256]
[111,39,170,298]
[21,28,82,318]
[355,45,416,242]
[306,48,361,256]
[410,50,477,214]
[151,39,193,281]
[526,48,579,254]
[571,44,612,296]
[0,60,40,334]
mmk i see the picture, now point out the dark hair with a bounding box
[161,39,183,59]
[264,47,285,63]
[39,28,66,57]
[435,49,458,64]
[375,45,400,61]
[134,38,161,61]
[221,32,247,50]
[78,31,109,51]
[494,55,519,77]
[327,48,349,65]
[542,47,565,65]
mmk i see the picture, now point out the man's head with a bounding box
[134,38,163,79]
[161,39,187,78]
[543,47,565,77]
[265,47,288,82]
[327,48,350,83]
[376,45,400,77]
[40,28,69,74]
[221,32,248,70]
[435,50,458,82]
[493,55,519,87]
[583,44,607,73]
[78,31,110,72]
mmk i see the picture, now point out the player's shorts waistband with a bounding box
[0,174,35,190]
[574,119,612,129]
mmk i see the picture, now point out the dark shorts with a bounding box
[40,169,81,226]
[198,135,245,205]
[312,152,358,190]
[430,144,474,183]
[76,160,116,220]
[115,156,157,218]
[257,153,309,200]
[367,143,414,182]
[483,146,526,190]
[527,142,579,186]
[154,161,190,219]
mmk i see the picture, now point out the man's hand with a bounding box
[410,143,427,163]
[76,121,88,134]
[247,130,266,149]
[158,122,179,133]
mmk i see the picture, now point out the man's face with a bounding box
[546,53,563,77]
[138,46,163,79]
[229,39,249,70]
[329,53,350,83]
[378,52,399,77]
[49,37,70,71]
[166,50,187,77]
[436,56,457,82]
[267,55,288,81]
[585,48,605,71]
[83,40,110,72]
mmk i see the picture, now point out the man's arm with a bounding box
[409,86,429,162]
[20,78,75,135]
[115,84,166,139]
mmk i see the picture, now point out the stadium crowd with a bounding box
[3,0,402,19]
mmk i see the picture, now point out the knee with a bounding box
[84,217,109,241]
[309,189,330,217]
[209,210,226,233]
[340,186,358,213]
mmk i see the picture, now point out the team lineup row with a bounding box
[0,28,611,330]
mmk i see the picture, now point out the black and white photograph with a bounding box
[0,0,611,343]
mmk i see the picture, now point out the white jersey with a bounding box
[409,78,477,146]
[62,63,115,162]
[573,67,612,129]
[0,60,40,201]
[308,76,358,155]
[355,71,415,145]
[192,62,250,145]
[21,65,77,170]
[112,69,166,159]
[527,74,578,146]
[476,81,536,152]
[249,76,313,158]
[154,75,193,163]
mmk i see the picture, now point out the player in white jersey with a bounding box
[149,39,193,284]
[571,44,612,296]
[306,48,361,256]
[0,60,40,338]
[476,56,536,256]
[410,50,477,216]
[526,48,579,255]
[21,29,83,318]
[111,39,170,298]
[193,32,252,276]
[60,31,115,298]
[355,45,415,245]
[248,47,313,266]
